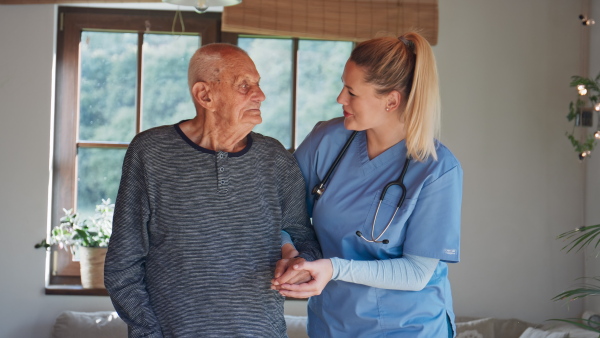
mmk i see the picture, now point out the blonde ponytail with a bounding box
[402,32,440,161]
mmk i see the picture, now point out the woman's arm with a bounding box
[276,254,438,298]
[330,254,438,291]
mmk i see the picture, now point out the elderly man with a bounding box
[104,43,320,338]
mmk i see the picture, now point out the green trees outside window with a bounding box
[239,37,352,149]
[77,31,199,217]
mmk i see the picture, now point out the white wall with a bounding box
[439,0,587,322]
[0,4,117,338]
[0,1,590,337]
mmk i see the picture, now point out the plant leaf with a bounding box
[547,318,600,334]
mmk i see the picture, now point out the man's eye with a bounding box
[348,91,356,97]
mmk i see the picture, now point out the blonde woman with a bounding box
[273,32,463,337]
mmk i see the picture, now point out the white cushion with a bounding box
[519,327,568,338]
[493,318,539,338]
[456,317,495,338]
[52,311,127,338]
[540,319,600,338]
[285,314,308,338]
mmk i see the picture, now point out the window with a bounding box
[77,31,199,217]
[238,37,353,149]
[51,7,352,293]
[51,7,222,291]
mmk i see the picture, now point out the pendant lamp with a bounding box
[163,0,241,13]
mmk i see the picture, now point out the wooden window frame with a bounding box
[49,6,230,295]
[235,35,354,151]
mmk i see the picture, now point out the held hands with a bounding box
[271,259,333,299]
[272,256,312,286]
[272,244,313,287]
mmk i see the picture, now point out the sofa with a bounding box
[52,311,600,338]
[52,311,309,338]
[454,315,600,338]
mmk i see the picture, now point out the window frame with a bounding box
[236,35,355,150]
[49,7,227,293]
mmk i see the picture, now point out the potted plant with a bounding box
[35,198,114,289]
[551,224,600,332]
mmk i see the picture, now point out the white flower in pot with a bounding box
[35,199,114,288]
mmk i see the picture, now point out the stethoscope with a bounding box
[312,131,410,244]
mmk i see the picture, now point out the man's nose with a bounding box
[254,86,266,102]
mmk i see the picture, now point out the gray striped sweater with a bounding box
[104,123,321,338]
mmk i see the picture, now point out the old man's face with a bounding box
[212,51,265,131]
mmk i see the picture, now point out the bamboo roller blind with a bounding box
[0,0,159,4]
[0,0,437,44]
[223,0,438,45]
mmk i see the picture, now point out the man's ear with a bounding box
[191,81,213,109]
[386,90,402,112]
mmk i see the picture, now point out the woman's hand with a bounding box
[274,259,333,298]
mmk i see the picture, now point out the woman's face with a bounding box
[337,61,390,132]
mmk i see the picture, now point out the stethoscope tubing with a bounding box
[361,157,410,244]
[311,130,411,244]
[312,131,358,199]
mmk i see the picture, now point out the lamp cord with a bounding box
[172,10,185,33]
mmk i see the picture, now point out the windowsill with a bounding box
[45,285,109,296]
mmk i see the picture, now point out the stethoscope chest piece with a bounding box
[356,230,390,244]
[312,184,325,200]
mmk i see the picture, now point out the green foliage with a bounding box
[557,224,600,253]
[79,31,137,143]
[240,37,294,147]
[76,148,126,218]
[239,37,353,148]
[35,199,114,251]
[571,75,600,94]
[76,32,200,216]
[141,34,198,131]
[546,318,600,334]
[552,277,600,302]
[566,132,596,154]
[567,100,586,122]
[566,73,600,157]
[552,225,600,333]
[295,40,353,145]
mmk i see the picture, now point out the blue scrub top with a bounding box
[294,118,463,338]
